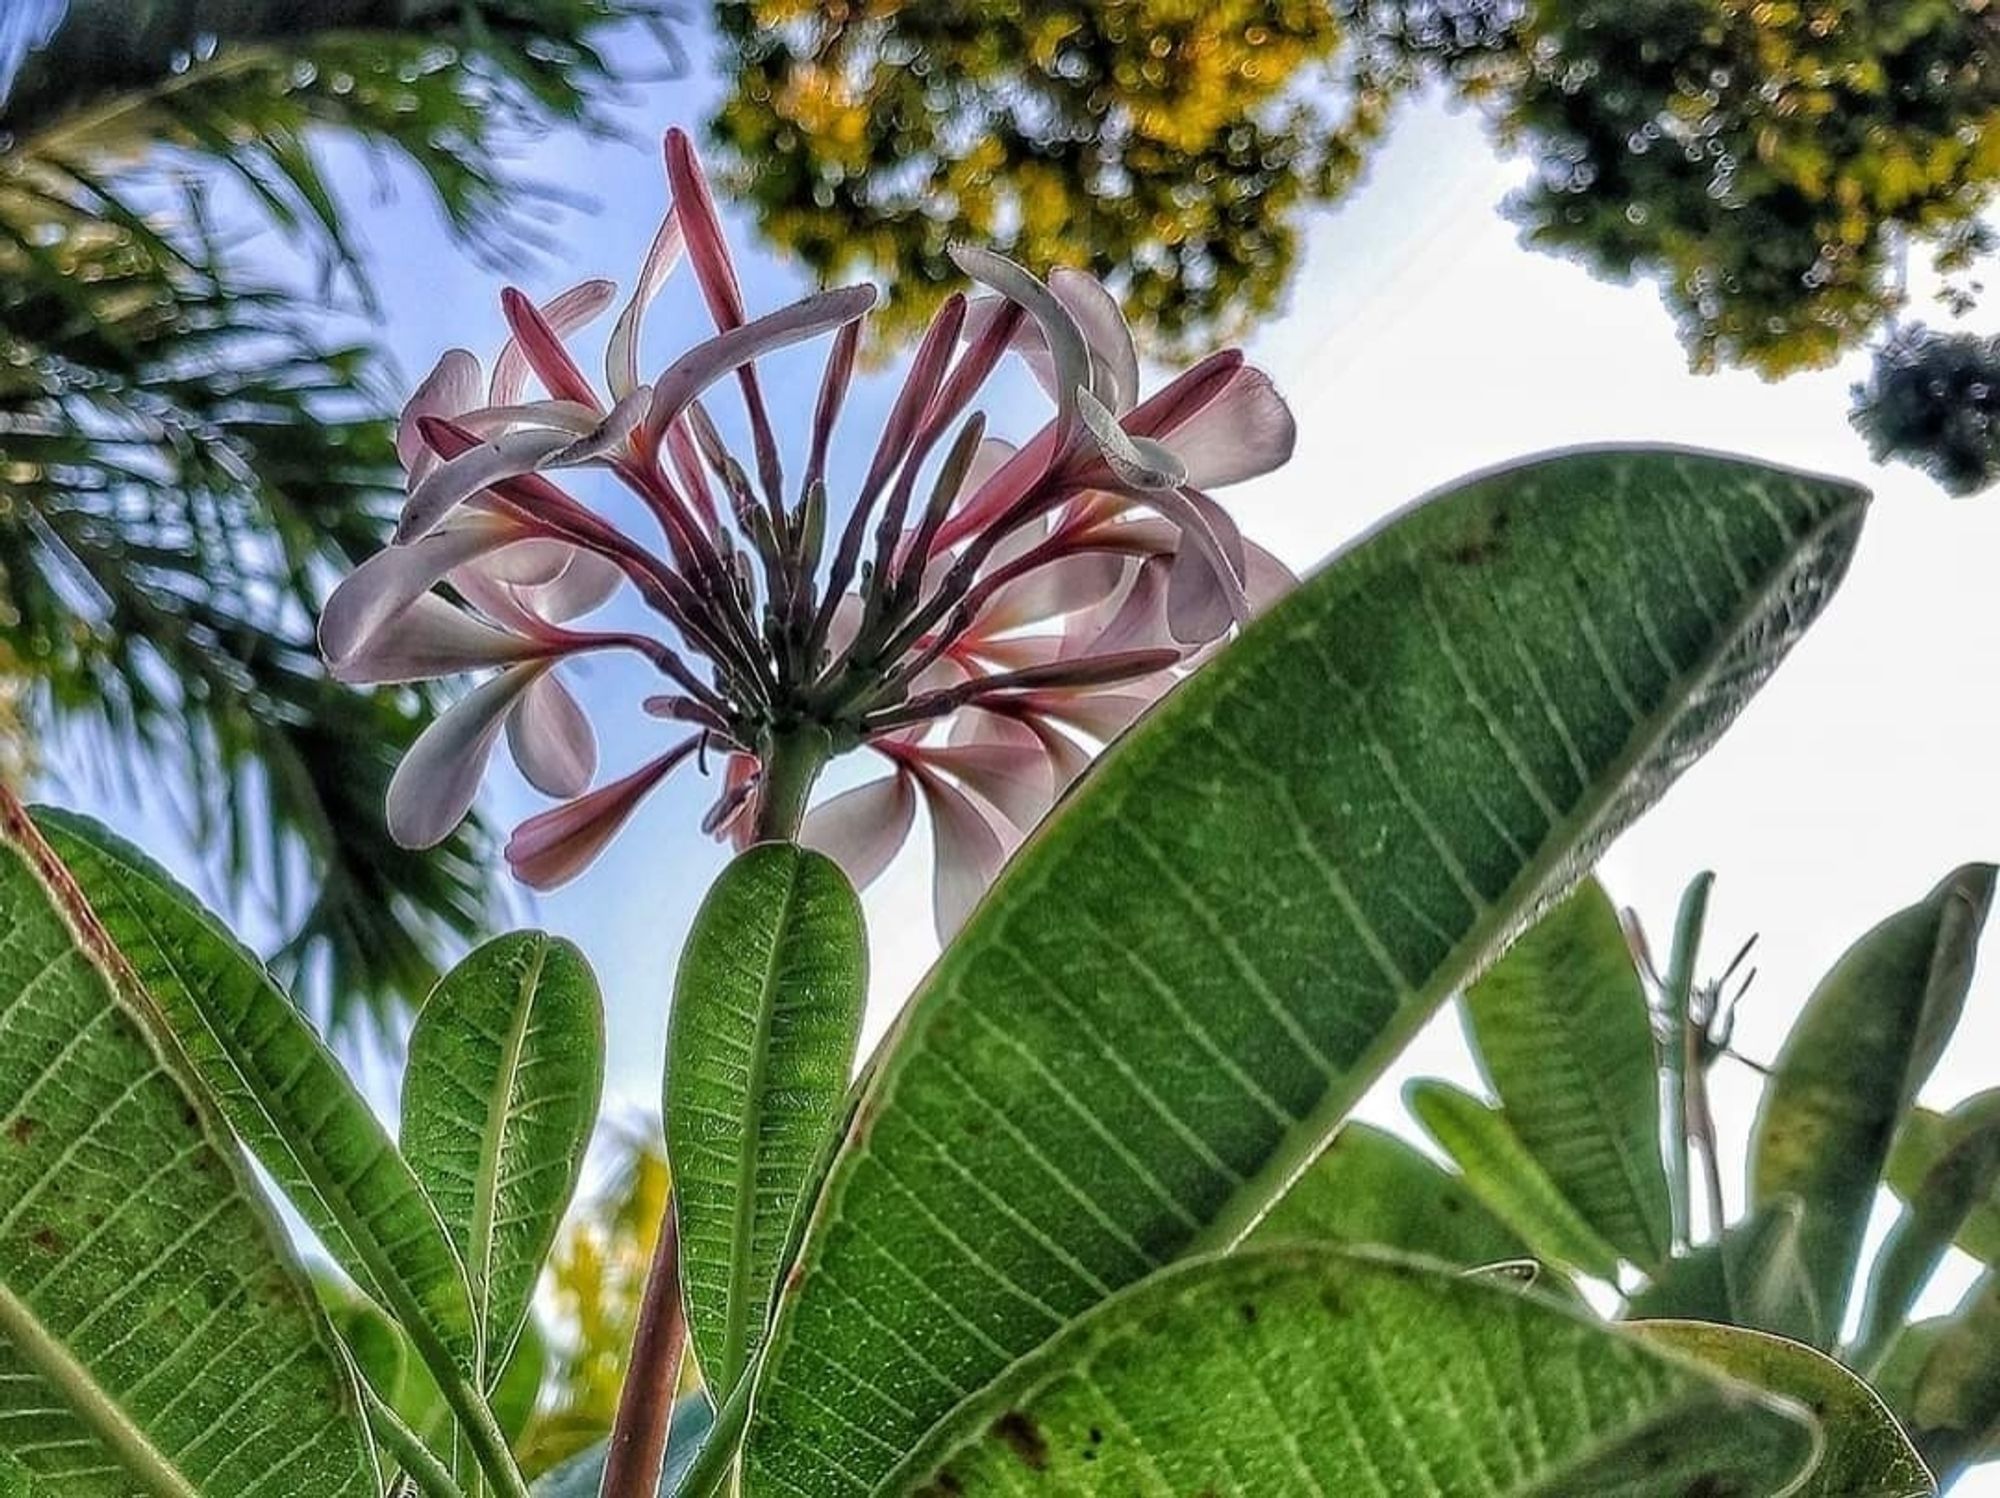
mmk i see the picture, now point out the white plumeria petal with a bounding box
[959,436,1018,508]
[507,669,597,798]
[607,209,686,400]
[1072,554,1176,657]
[1158,365,1297,489]
[1078,387,1186,491]
[1030,688,1163,742]
[546,385,653,467]
[398,349,482,481]
[330,595,544,685]
[398,427,574,544]
[1165,487,1248,645]
[453,400,601,438]
[976,550,1128,636]
[386,664,541,847]
[319,515,518,665]
[643,284,879,441]
[480,539,572,586]
[916,771,1010,943]
[799,772,918,891]
[918,743,1055,830]
[532,548,626,622]
[1243,539,1297,616]
[489,279,617,407]
[1050,268,1138,414]
[505,742,694,890]
[950,246,1090,440]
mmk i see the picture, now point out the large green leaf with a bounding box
[746,446,1868,1492]
[894,1247,1819,1495]
[402,933,602,1381]
[32,809,477,1370]
[1634,1321,1933,1496]
[1750,864,1996,1341]
[1249,1120,1528,1268]
[1624,1198,1822,1346]
[1887,1093,2000,1266]
[1407,1079,1623,1278]
[1904,1272,2000,1479]
[1462,877,1672,1269]
[0,796,375,1495]
[666,843,865,1400]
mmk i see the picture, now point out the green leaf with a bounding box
[1886,1093,2000,1266]
[894,1247,1820,1495]
[1461,877,1673,1269]
[1904,1272,2000,1479]
[1407,1079,1624,1278]
[0,796,376,1495]
[746,446,1868,1493]
[32,808,477,1370]
[1624,1198,1822,1346]
[1854,1102,2000,1373]
[1248,1120,1528,1267]
[402,933,602,1381]
[1750,863,1996,1341]
[1634,1321,1934,1496]
[666,843,865,1400]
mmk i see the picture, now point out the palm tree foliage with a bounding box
[0,0,674,1027]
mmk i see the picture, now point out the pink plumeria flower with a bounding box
[321,128,1297,941]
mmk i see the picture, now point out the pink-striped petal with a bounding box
[398,427,575,544]
[641,284,879,443]
[505,740,697,890]
[607,209,686,400]
[1071,554,1175,657]
[1158,365,1297,488]
[319,515,518,665]
[977,550,1128,635]
[663,129,748,331]
[917,743,1055,830]
[506,668,596,798]
[490,279,616,408]
[386,664,540,847]
[799,772,919,891]
[1050,268,1138,414]
[398,349,482,481]
[330,595,545,685]
[1024,687,1164,742]
[914,770,1010,942]
[1164,487,1248,644]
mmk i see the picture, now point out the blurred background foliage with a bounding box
[0,0,679,1030]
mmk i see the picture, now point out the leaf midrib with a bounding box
[719,855,805,1395]
[470,935,548,1378]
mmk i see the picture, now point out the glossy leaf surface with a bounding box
[747,447,1868,1492]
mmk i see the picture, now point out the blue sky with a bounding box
[43,13,2000,1452]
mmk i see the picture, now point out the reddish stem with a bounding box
[601,1211,687,1498]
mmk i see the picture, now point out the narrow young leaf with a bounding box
[32,809,477,1371]
[666,843,865,1399]
[402,933,603,1381]
[1905,1271,2000,1480]
[1634,1322,1933,1496]
[1462,877,1672,1269]
[1625,1198,1822,1347]
[893,1247,1820,1495]
[1750,864,1996,1341]
[1407,1079,1624,1279]
[1249,1120,1528,1268]
[1886,1093,2000,1266]
[747,446,1869,1493]
[0,795,376,1495]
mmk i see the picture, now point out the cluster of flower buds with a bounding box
[320,129,1295,939]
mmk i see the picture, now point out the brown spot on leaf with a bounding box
[6,1115,38,1145]
[29,1225,62,1255]
[1443,508,1511,566]
[991,1411,1050,1471]
[1238,1301,1260,1324]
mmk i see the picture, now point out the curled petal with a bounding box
[799,772,918,891]
[506,739,699,890]
[1078,388,1187,491]
[1158,365,1297,489]
[387,664,540,847]
[1164,487,1248,645]
[507,669,597,798]
[545,385,652,468]
[478,539,572,587]
[533,548,626,622]
[454,399,600,438]
[702,754,761,846]
[398,427,574,544]
[950,245,1089,441]
[642,284,879,442]
[490,279,616,408]
[398,349,482,481]
[1051,268,1139,415]
[320,515,518,665]
[607,209,686,400]
[914,770,1010,943]
[330,595,545,685]
[916,743,1055,830]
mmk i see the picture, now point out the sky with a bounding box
[38,12,2000,1483]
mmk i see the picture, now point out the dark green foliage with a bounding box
[1853,326,2000,496]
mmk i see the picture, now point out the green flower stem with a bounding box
[361,1384,465,1498]
[1662,871,1714,1252]
[752,725,832,843]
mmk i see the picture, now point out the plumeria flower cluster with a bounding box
[321,128,1296,940]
